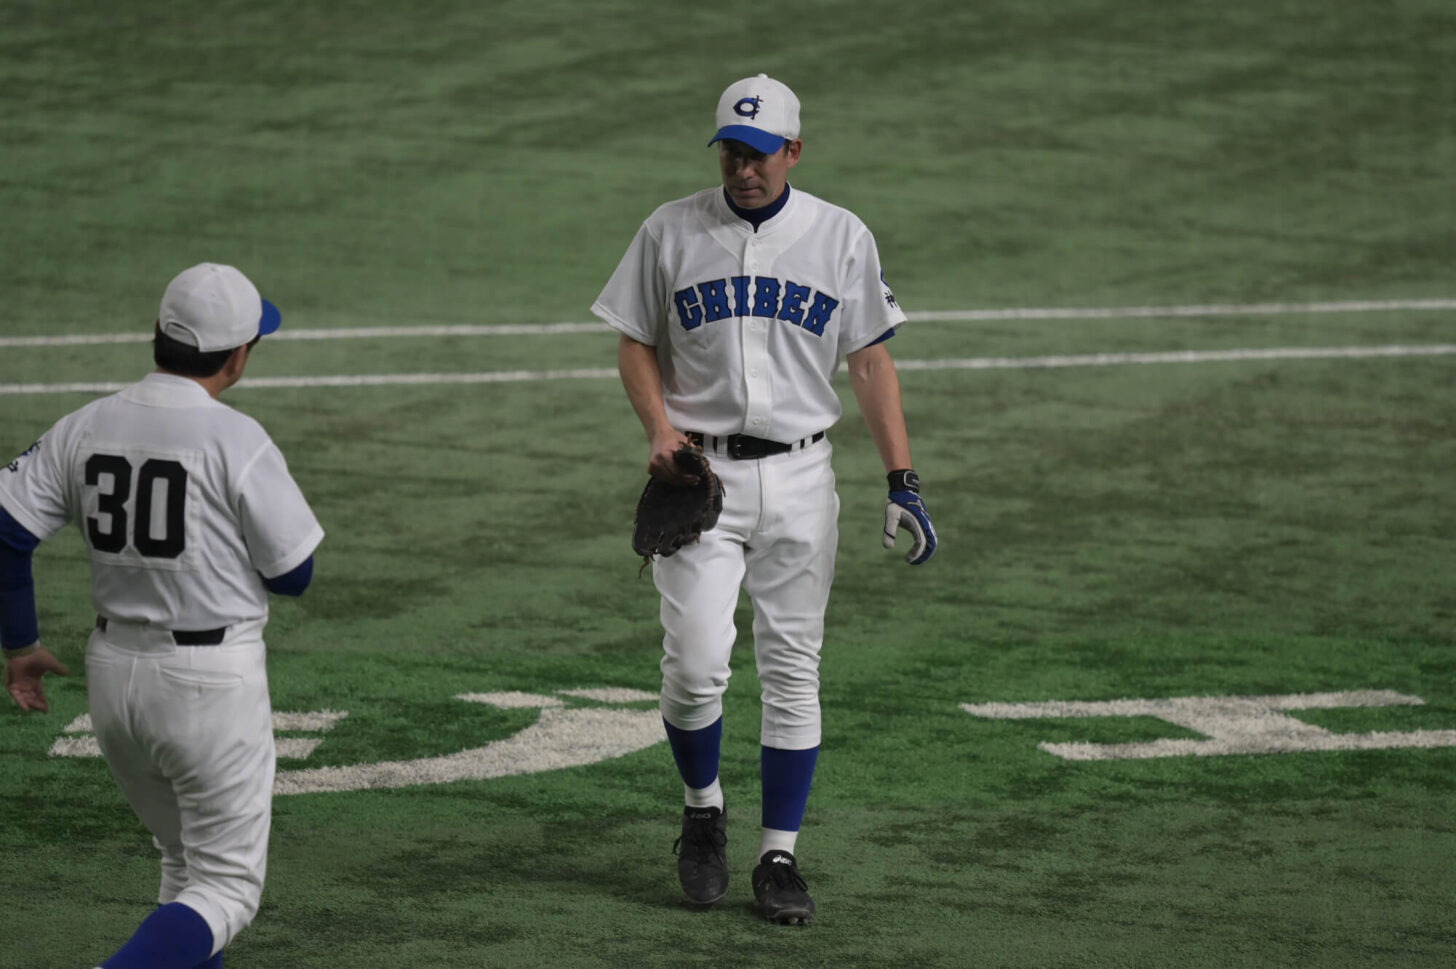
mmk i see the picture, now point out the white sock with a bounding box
[684,777,723,811]
[759,827,798,859]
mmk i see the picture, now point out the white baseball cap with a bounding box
[708,74,800,155]
[158,263,282,352]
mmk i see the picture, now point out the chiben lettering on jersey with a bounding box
[673,276,841,335]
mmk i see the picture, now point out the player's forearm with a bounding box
[617,335,678,442]
[848,345,913,472]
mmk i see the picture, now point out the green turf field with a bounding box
[2,2,1454,967]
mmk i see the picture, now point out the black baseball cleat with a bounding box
[752,850,815,925]
[673,806,728,904]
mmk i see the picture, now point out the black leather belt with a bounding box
[96,616,227,646]
[688,430,825,460]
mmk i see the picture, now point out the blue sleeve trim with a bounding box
[0,506,41,554]
[262,555,313,597]
[0,507,40,649]
[867,327,896,347]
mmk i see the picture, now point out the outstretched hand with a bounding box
[4,646,70,713]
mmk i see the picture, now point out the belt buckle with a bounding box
[728,436,749,460]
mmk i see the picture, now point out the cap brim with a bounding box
[258,298,282,337]
[709,125,789,155]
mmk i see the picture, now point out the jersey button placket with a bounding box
[740,242,772,437]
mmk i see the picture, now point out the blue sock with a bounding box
[663,717,722,791]
[197,952,223,969]
[101,902,215,969]
[761,745,819,832]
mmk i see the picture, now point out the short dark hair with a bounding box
[152,328,260,378]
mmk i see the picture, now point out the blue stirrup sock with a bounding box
[101,902,215,969]
[761,744,819,834]
[663,717,723,808]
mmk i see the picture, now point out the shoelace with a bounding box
[761,859,807,891]
[673,815,726,862]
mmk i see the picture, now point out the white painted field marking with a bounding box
[558,687,660,703]
[896,344,1456,372]
[272,688,661,796]
[272,710,349,732]
[455,690,565,709]
[903,299,1456,323]
[45,690,663,791]
[2,298,1452,349]
[3,344,1453,396]
[962,691,1456,761]
[50,709,349,761]
[0,322,609,348]
[0,369,615,395]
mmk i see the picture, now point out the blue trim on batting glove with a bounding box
[888,490,937,565]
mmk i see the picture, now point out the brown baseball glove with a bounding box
[632,444,724,565]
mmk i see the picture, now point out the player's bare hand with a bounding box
[648,433,700,485]
[3,646,70,713]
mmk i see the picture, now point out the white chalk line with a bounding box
[1,298,1453,349]
[2,344,1452,395]
[895,344,1456,372]
[908,298,1456,323]
[0,322,606,348]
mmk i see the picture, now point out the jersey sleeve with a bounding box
[0,506,40,649]
[839,225,909,356]
[0,422,75,542]
[591,220,667,345]
[235,441,324,579]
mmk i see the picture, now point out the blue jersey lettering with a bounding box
[699,280,732,323]
[778,281,811,327]
[673,288,703,330]
[675,276,839,336]
[730,276,751,317]
[801,292,841,336]
[752,277,780,318]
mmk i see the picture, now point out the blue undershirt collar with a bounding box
[723,183,791,232]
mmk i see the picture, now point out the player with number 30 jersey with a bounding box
[0,263,323,969]
[5,367,319,630]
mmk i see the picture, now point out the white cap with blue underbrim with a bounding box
[158,262,282,352]
[708,74,801,155]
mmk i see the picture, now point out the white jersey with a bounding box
[0,372,323,630]
[592,186,907,443]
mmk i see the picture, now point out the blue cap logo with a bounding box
[733,96,763,119]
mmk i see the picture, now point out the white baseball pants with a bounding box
[85,618,274,956]
[654,437,838,750]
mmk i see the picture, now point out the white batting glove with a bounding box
[882,469,937,565]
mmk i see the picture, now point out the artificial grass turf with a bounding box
[3,0,1454,966]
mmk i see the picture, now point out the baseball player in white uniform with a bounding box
[592,74,937,924]
[1,263,324,969]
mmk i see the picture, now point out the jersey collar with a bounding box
[127,371,218,406]
[722,183,792,232]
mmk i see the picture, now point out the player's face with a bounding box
[719,139,801,210]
